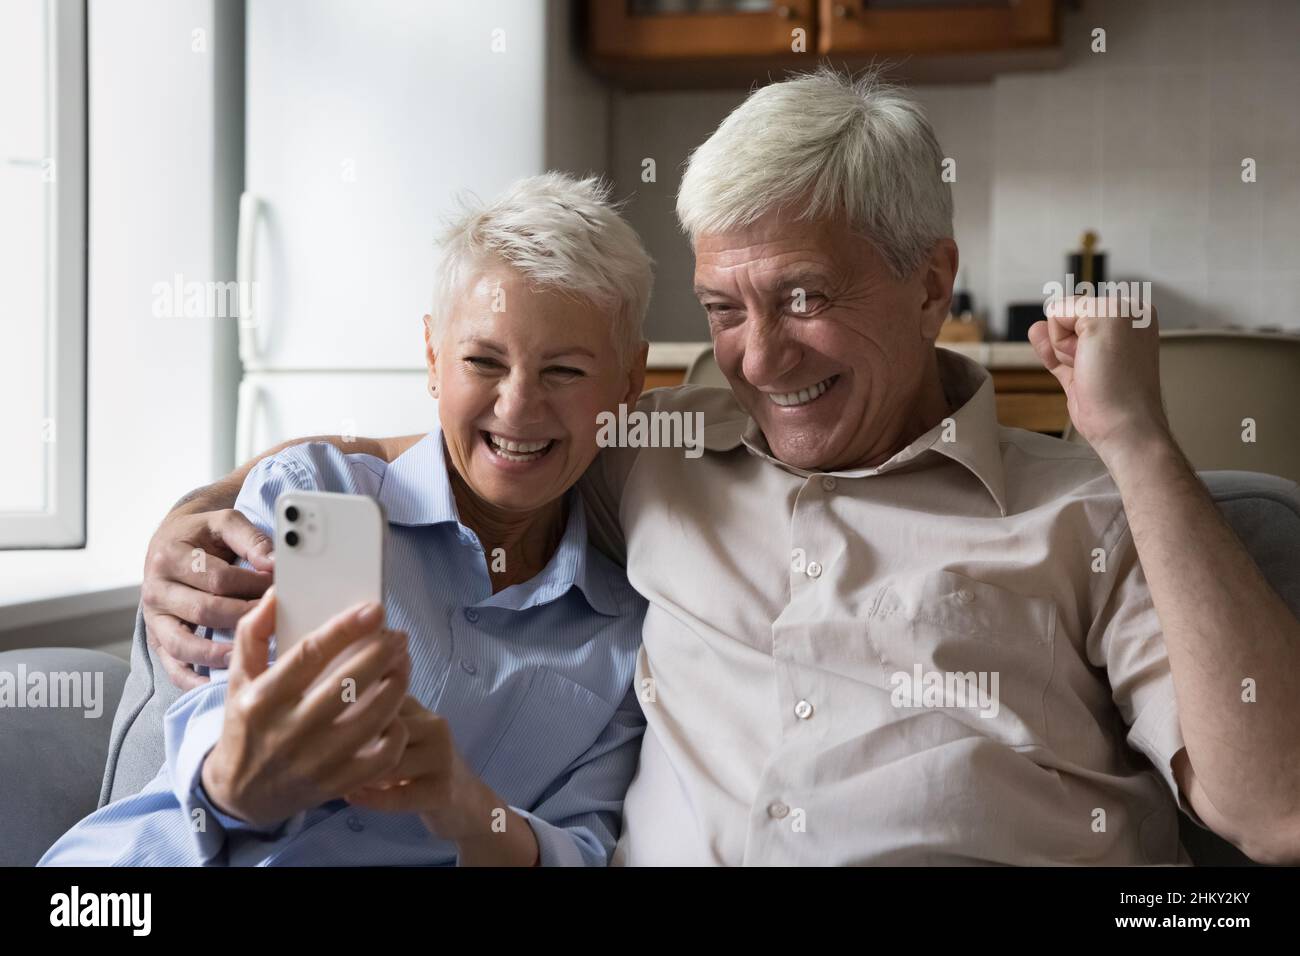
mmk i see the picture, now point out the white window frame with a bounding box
[0,0,87,548]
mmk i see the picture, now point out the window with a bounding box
[0,0,86,547]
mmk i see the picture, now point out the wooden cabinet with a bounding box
[988,368,1068,434]
[587,0,1061,89]
[589,0,816,59]
[817,0,1057,55]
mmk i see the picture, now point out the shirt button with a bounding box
[806,561,823,578]
[768,801,790,819]
[957,589,975,603]
[346,815,364,833]
[794,699,814,720]
[460,658,476,675]
[464,608,480,623]
[821,476,837,492]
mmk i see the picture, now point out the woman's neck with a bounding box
[447,455,568,593]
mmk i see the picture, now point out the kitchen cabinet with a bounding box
[818,0,1057,56]
[587,0,1061,89]
[590,0,817,59]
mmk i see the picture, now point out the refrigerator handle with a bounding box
[235,377,265,464]
[236,191,265,365]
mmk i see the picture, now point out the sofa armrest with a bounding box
[0,647,129,866]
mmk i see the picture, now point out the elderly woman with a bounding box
[41,172,652,867]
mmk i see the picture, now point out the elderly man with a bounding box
[139,69,1300,865]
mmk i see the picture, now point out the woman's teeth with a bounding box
[486,432,554,462]
[767,375,838,407]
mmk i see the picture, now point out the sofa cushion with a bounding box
[98,602,186,805]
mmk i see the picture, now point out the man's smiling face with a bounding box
[694,208,955,472]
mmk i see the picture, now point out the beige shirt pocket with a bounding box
[866,570,1057,749]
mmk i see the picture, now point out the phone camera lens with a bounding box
[285,530,299,547]
[285,505,299,522]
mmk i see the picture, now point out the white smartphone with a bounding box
[273,490,385,658]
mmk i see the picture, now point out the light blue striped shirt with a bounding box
[41,425,646,866]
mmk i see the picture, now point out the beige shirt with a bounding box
[581,348,1203,865]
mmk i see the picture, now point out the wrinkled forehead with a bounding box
[692,215,881,295]
[445,278,619,358]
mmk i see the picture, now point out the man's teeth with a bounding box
[488,433,552,460]
[767,376,837,407]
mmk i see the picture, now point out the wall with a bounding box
[611,88,746,343]
[987,0,1300,336]
[544,0,611,178]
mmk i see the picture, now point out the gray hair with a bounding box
[676,66,953,279]
[431,172,653,367]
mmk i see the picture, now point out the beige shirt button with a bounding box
[768,801,790,819]
[806,561,823,578]
[957,588,975,603]
[821,476,837,492]
[794,699,814,719]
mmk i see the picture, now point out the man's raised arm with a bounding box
[143,433,423,690]
[1030,300,1300,864]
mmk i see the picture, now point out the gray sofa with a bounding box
[3,470,1298,866]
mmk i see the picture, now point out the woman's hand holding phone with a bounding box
[344,697,543,866]
[200,588,412,828]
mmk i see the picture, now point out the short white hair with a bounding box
[431,172,653,366]
[676,67,952,279]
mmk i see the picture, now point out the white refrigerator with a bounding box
[234,0,607,459]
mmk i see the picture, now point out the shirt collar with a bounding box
[477,488,619,616]
[703,348,1009,517]
[377,420,620,616]
[376,427,460,527]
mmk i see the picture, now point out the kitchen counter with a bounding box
[645,341,1069,433]
[648,341,1046,371]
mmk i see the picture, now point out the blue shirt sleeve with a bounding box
[164,678,311,862]
[169,449,327,859]
[41,444,383,866]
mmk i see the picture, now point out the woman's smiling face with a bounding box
[426,263,644,515]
